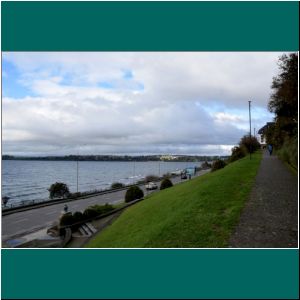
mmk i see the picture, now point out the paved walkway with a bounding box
[230,151,298,248]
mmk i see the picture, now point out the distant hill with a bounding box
[2,154,229,162]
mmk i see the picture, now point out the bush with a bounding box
[111,182,125,189]
[125,186,144,203]
[145,175,159,182]
[239,135,260,154]
[160,178,173,190]
[48,182,70,199]
[89,203,114,215]
[162,172,172,179]
[211,159,227,172]
[83,207,99,219]
[69,192,82,199]
[277,136,298,169]
[60,213,73,226]
[229,146,246,162]
[201,161,212,169]
[73,211,84,223]
[2,196,9,207]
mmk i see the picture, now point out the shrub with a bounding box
[125,186,144,203]
[2,196,9,207]
[69,192,82,199]
[201,161,212,169]
[160,178,173,190]
[89,203,114,215]
[211,159,227,172]
[239,135,260,154]
[48,182,70,199]
[73,211,84,223]
[111,182,125,189]
[229,146,246,162]
[60,212,74,226]
[162,173,172,179]
[83,207,99,219]
[145,175,159,182]
[277,136,298,169]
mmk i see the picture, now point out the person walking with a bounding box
[63,204,68,213]
[267,144,273,156]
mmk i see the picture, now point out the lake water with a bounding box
[1,160,202,205]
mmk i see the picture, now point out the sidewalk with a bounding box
[230,151,298,248]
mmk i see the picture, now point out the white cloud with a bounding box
[2,52,282,156]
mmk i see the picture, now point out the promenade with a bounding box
[230,151,298,248]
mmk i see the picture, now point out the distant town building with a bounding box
[160,155,178,161]
[258,122,275,148]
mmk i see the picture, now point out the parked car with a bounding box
[171,169,183,175]
[181,172,187,179]
[145,182,158,190]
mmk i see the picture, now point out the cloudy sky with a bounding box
[2,52,282,156]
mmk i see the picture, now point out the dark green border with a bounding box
[1,1,299,51]
[1,249,299,299]
[1,1,299,299]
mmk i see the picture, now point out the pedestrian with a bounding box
[267,144,273,156]
[63,204,68,213]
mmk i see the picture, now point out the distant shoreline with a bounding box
[2,154,229,162]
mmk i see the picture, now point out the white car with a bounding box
[171,169,182,175]
[145,182,158,190]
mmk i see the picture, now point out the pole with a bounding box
[248,101,252,160]
[77,157,79,192]
[133,160,135,184]
[158,161,160,176]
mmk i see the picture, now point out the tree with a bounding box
[239,135,260,154]
[48,182,70,199]
[160,178,173,190]
[229,146,246,162]
[268,53,298,144]
[211,159,226,172]
[111,182,125,189]
[2,196,10,207]
[125,186,144,203]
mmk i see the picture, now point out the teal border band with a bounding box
[1,1,299,51]
[1,249,299,299]
[1,1,299,299]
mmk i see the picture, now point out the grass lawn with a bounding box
[86,152,262,248]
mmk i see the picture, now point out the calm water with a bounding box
[2,160,202,205]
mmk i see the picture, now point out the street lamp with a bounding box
[76,144,86,193]
[249,100,252,160]
[76,150,79,193]
[158,161,161,176]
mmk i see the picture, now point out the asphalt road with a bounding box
[2,170,210,240]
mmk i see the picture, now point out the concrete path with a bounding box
[230,151,298,248]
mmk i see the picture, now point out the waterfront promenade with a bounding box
[2,170,209,241]
[230,151,298,247]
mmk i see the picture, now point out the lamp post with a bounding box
[76,144,86,193]
[76,151,79,193]
[249,100,252,160]
[133,160,136,184]
[158,161,161,176]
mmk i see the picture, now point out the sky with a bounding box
[1,52,282,156]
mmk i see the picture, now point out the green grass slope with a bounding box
[87,153,261,248]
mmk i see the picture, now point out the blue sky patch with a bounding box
[2,59,33,98]
[123,69,133,79]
